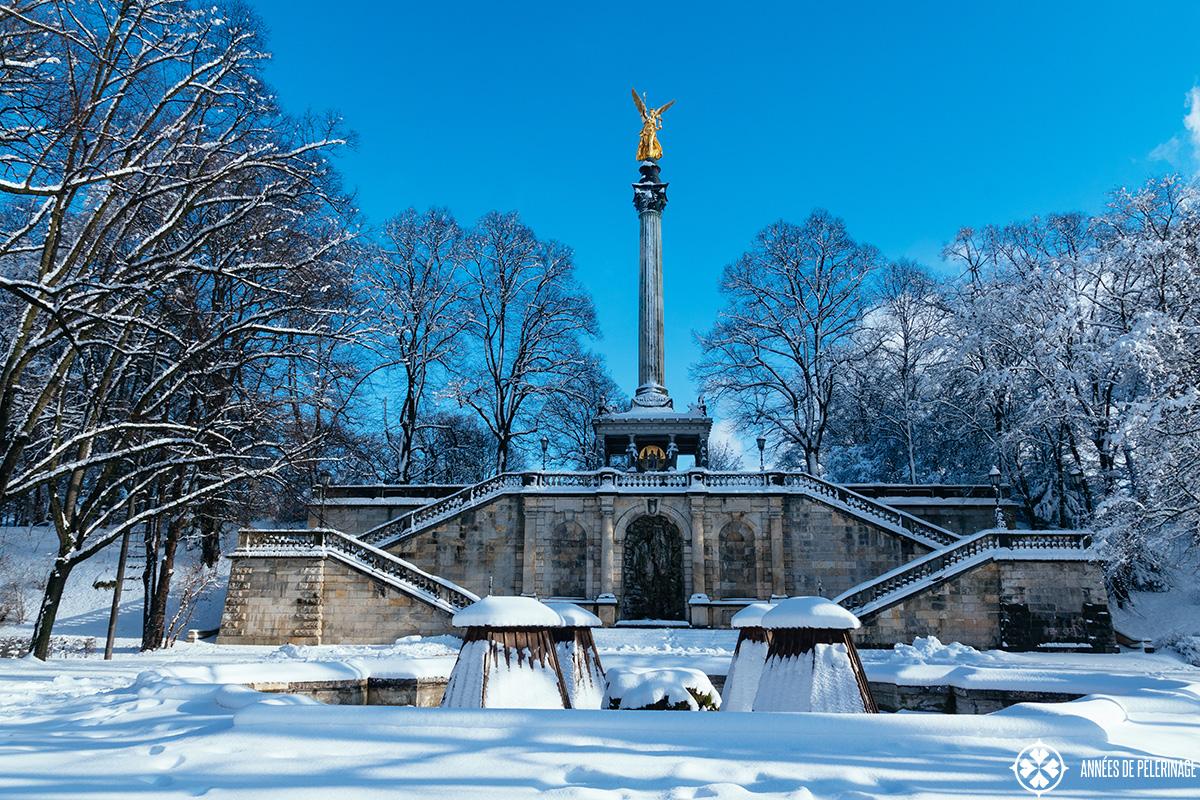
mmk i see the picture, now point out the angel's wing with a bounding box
[655,99,676,116]
[631,88,648,118]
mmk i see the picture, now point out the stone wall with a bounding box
[221,486,1115,651]
[867,681,1083,714]
[528,496,606,600]
[316,489,941,610]
[320,504,418,535]
[997,560,1116,651]
[218,557,324,646]
[392,496,527,598]
[857,563,1002,648]
[885,502,1010,537]
[218,554,457,646]
[717,521,757,598]
[856,558,1116,651]
[320,556,456,644]
[781,502,932,599]
[545,520,589,598]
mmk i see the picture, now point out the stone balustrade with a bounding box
[355,469,962,551]
[237,527,479,612]
[835,530,1092,616]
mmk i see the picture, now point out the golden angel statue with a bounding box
[632,89,675,161]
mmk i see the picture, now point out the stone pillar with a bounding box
[632,160,671,409]
[689,499,706,597]
[522,498,540,596]
[768,506,786,597]
[600,496,615,595]
[689,496,710,627]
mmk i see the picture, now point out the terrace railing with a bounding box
[780,472,959,546]
[356,469,962,551]
[358,472,529,547]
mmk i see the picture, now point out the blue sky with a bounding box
[250,0,1200,410]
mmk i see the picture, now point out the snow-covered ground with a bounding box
[1,636,1198,799]
[2,523,1199,798]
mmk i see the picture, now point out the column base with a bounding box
[632,384,673,409]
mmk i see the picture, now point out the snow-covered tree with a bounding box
[940,214,1112,523]
[0,0,353,658]
[830,260,953,484]
[448,211,599,474]
[539,351,623,469]
[694,210,881,474]
[1089,176,1200,595]
[366,207,468,482]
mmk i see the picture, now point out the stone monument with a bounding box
[593,91,713,471]
[215,90,1116,655]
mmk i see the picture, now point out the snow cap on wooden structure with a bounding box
[545,602,607,708]
[730,601,776,629]
[723,602,776,712]
[752,596,877,714]
[441,596,572,709]
[759,596,861,630]
[451,594,565,629]
[546,602,602,628]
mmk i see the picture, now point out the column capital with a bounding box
[633,182,668,214]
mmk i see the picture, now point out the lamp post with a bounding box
[1068,467,1085,527]
[540,434,549,471]
[756,434,766,472]
[988,465,1005,529]
[318,470,331,529]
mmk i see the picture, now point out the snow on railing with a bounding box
[236,528,480,612]
[356,469,961,551]
[358,472,526,547]
[613,471,691,488]
[834,530,1092,617]
[781,472,959,547]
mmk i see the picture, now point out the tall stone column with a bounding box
[632,160,671,409]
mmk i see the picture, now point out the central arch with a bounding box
[622,514,684,621]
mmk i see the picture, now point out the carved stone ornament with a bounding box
[631,389,673,409]
[632,182,668,214]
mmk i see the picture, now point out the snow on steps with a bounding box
[356,469,962,551]
[834,529,1095,619]
[233,528,479,614]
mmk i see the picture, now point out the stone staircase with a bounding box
[225,476,1108,648]
[834,529,1094,619]
[356,469,962,551]
[231,527,479,613]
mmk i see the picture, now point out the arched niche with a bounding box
[621,515,684,621]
